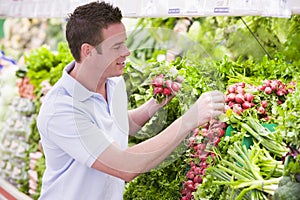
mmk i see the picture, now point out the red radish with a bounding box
[244,93,254,102]
[289,81,296,86]
[186,171,195,180]
[235,93,244,104]
[227,85,236,93]
[257,106,265,114]
[201,127,208,135]
[237,82,246,88]
[264,87,272,94]
[261,100,268,108]
[163,87,171,95]
[257,85,266,91]
[176,75,184,82]
[228,101,235,108]
[186,192,192,199]
[270,81,279,91]
[194,176,202,184]
[202,123,209,129]
[171,82,180,92]
[197,143,206,151]
[233,104,242,114]
[153,87,163,94]
[242,101,252,109]
[151,76,164,87]
[212,137,220,146]
[264,80,271,87]
[226,93,236,102]
[236,86,245,95]
[288,88,294,94]
[186,181,194,191]
[276,89,286,96]
[224,105,231,112]
[218,128,225,137]
[264,116,270,121]
[220,122,227,129]
[165,79,172,88]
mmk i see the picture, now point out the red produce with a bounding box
[153,87,163,94]
[218,128,225,137]
[288,88,294,94]
[233,104,242,114]
[171,82,181,92]
[151,76,164,87]
[236,86,245,95]
[227,85,236,93]
[264,86,272,94]
[264,80,271,87]
[237,82,246,88]
[235,93,245,104]
[163,87,172,95]
[165,79,172,88]
[261,100,268,108]
[186,171,195,180]
[227,101,235,108]
[257,85,266,91]
[276,89,286,96]
[226,93,236,102]
[270,81,279,91]
[185,180,195,191]
[257,106,265,114]
[242,101,252,109]
[244,93,254,102]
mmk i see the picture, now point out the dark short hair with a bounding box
[66,1,123,62]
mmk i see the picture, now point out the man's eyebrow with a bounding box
[113,41,124,46]
[113,37,127,45]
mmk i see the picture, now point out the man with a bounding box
[37,1,225,199]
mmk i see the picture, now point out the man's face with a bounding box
[97,23,130,78]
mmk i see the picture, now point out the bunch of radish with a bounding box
[151,74,181,103]
[224,82,256,114]
[225,80,295,119]
[181,119,227,200]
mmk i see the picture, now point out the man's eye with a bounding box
[113,45,121,50]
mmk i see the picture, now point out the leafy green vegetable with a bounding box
[273,176,300,200]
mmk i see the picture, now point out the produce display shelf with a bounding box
[0,178,32,200]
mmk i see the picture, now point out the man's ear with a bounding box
[80,43,93,59]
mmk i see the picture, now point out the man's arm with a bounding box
[128,98,163,135]
[92,90,225,182]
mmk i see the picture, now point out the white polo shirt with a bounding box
[37,61,129,200]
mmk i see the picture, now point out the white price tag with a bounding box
[262,0,291,18]
[183,0,206,16]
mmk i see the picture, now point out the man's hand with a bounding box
[182,90,225,131]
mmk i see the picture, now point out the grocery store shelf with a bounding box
[0,0,299,18]
[0,178,32,200]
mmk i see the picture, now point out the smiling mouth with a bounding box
[117,61,125,65]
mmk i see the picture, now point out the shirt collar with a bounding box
[61,61,118,102]
[61,61,93,102]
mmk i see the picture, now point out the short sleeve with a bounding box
[46,103,114,167]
